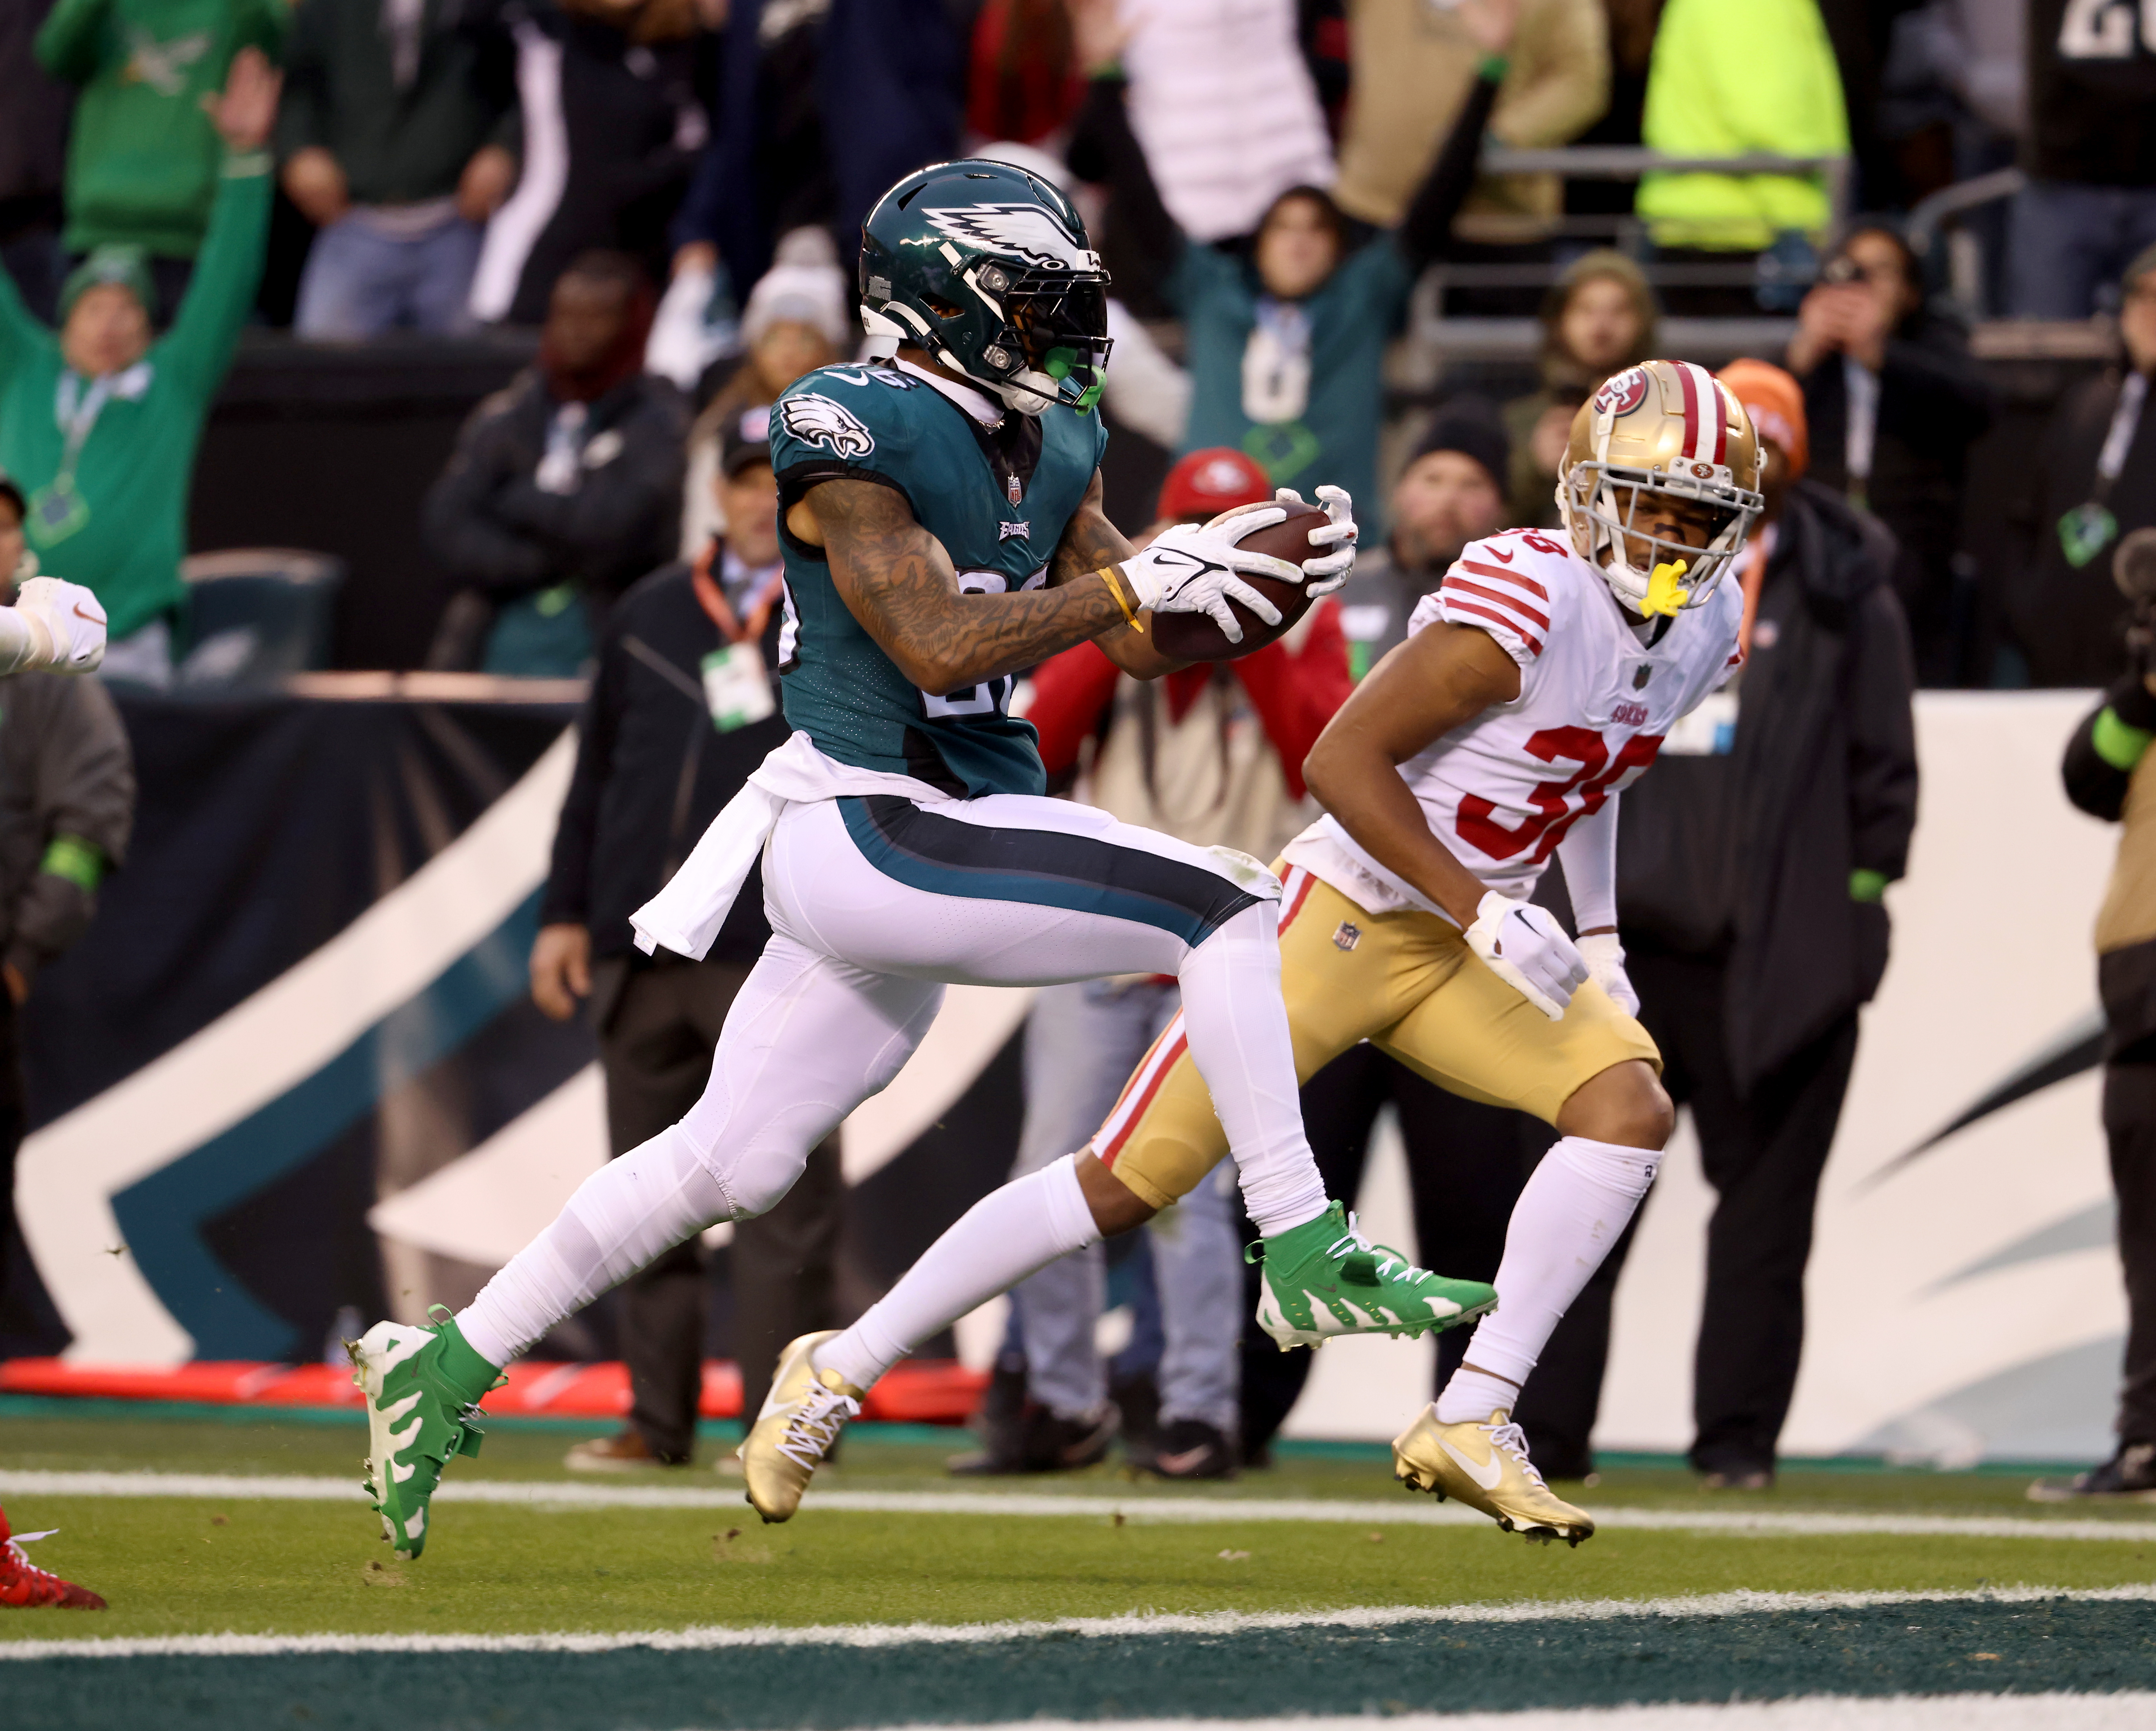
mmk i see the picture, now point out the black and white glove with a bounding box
[1118,519,1303,645]
[1576,932,1639,1018]
[5,576,106,675]
[1278,484,1357,595]
[1465,891,1587,1021]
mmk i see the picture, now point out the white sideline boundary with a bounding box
[1,1584,2151,1662]
[5,1470,2156,1543]
[900,1701,2156,1731]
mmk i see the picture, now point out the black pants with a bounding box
[1239,1042,1550,1459]
[599,955,843,1462]
[2104,1061,2156,1443]
[1515,947,1859,1477]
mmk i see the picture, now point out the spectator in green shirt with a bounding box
[0,48,279,685]
[35,0,284,318]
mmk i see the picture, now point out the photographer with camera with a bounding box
[1784,224,1993,687]
[2049,525,2156,1500]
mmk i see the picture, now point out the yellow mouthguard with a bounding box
[1643,558,1691,617]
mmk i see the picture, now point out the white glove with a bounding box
[1278,484,1357,595]
[1576,931,1639,1018]
[1464,890,1587,1021]
[11,576,106,674]
[1117,518,1303,645]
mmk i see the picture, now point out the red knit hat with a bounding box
[1158,448,1272,522]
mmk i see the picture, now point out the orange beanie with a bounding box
[1716,358,1808,480]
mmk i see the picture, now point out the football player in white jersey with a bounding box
[1084,359,1763,1543]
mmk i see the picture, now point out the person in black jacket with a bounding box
[1514,360,1919,1487]
[527,406,842,1471]
[2004,244,2156,689]
[2012,0,2156,320]
[424,250,687,676]
[1785,223,1994,688]
[472,0,711,328]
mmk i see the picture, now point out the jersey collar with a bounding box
[894,357,1004,428]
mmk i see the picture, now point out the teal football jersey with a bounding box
[768,362,1110,798]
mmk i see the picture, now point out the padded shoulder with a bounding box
[1423,529,1576,667]
[770,365,933,495]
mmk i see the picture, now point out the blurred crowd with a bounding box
[0,1,2151,685]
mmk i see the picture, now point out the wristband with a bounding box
[1099,565,1144,631]
[40,833,104,892]
[2095,706,2154,773]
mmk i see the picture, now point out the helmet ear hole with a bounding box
[921,293,965,320]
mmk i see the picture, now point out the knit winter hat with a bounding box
[1158,448,1272,522]
[1406,399,1509,494]
[743,229,851,350]
[60,245,155,323]
[1718,358,1809,480]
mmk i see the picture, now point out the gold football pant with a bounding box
[1091,863,1661,1210]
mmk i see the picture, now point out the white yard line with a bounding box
[897,1701,2156,1731]
[1,1584,2152,1663]
[3,1470,2155,1543]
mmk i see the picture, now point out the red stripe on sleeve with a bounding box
[1443,596,1545,657]
[1444,576,1552,631]
[1459,560,1551,600]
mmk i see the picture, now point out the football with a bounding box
[1145,505,1332,663]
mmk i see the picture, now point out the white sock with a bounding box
[1176,901,1328,1237]
[814,1153,1101,1391]
[456,1124,732,1367]
[1434,1135,1661,1424]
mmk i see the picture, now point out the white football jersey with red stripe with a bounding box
[1281,526,1742,915]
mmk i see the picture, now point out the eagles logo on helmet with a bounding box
[1557,358,1764,617]
[856,160,1114,419]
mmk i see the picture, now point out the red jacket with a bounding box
[1025,600,1351,802]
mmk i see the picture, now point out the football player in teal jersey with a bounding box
[347,161,1497,1557]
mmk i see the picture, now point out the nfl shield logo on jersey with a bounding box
[1332,921,1361,952]
[1632,664,1652,690]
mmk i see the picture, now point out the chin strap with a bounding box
[858,304,905,360]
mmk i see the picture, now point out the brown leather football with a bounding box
[1144,506,1330,663]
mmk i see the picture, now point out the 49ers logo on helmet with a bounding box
[1592,368,1649,417]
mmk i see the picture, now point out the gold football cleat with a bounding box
[1392,1407,1595,1546]
[738,1330,862,1524]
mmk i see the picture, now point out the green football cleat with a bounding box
[347,1309,500,1560]
[1252,1201,1497,1349]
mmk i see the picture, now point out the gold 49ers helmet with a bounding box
[1557,359,1764,616]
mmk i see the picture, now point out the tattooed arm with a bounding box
[1046,469,1186,680]
[792,476,1141,696]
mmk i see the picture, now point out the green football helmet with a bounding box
[858,158,1112,417]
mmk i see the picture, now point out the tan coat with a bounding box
[2098,745,2156,957]
[1332,0,1610,230]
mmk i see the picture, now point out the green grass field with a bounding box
[5,1400,2156,1728]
